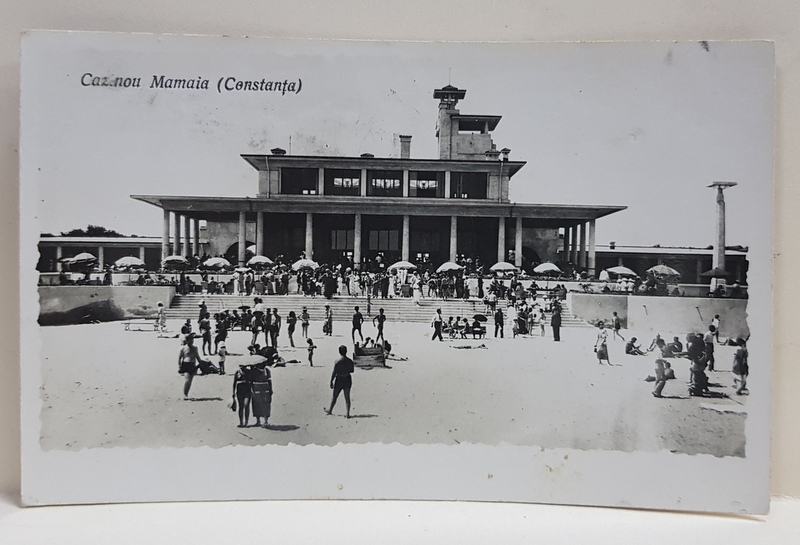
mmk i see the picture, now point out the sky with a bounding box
[21,34,774,249]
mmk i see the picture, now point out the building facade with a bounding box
[131,85,625,273]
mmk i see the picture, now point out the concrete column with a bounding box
[98,246,105,269]
[587,219,596,276]
[497,217,506,263]
[515,217,523,268]
[305,212,313,259]
[569,225,578,265]
[56,246,63,271]
[183,216,191,257]
[139,246,146,261]
[238,211,246,266]
[696,259,703,284]
[360,168,368,197]
[172,212,180,255]
[256,212,264,256]
[562,227,569,265]
[192,219,200,256]
[354,213,362,267]
[317,168,325,195]
[449,216,458,262]
[402,215,410,261]
[402,170,410,198]
[578,222,587,269]
[444,171,451,199]
[162,210,170,261]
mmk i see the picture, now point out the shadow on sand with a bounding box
[264,423,300,431]
[186,397,224,402]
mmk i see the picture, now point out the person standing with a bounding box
[286,311,297,348]
[324,304,333,336]
[431,308,444,341]
[325,345,355,418]
[551,309,562,342]
[177,334,211,400]
[269,308,281,348]
[711,314,721,344]
[307,338,317,366]
[352,306,365,343]
[199,312,213,356]
[301,306,310,338]
[594,322,611,365]
[652,359,668,398]
[611,312,625,341]
[373,308,387,344]
[156,302,166,332]
[494,306,504,338]
[231,363,253,428]
[732,338,749,395]
[704,325,716,371]
[250,361,273,428]
[198,300,207,323]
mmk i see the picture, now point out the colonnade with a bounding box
[563,220,597,276]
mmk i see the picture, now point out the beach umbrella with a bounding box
[388,260,417,271]
[247,255,274,268]
[489,261,517,272]
[67,252,98,268]
[700,267,732,278]
[162,255,190,270]
[605,265,637,277]
[246,244,258,254]
[292,258,319,271]
[203,257,232,270]
[472,314,488,322]
[646,264,680,277]
[436,261,464,273]
[533,262,562,274]
[114,256,145,269]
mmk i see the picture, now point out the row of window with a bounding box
[280,168,489,199]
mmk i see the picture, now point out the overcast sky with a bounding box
[22,34,774,249]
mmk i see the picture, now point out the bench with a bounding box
[124,319,159,332]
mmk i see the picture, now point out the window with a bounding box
[324,169,361,196]
[450,171,488,199]
[367,170,403,197]
[368,230,399,251]
[410,231,441,252]
[331,229,354,250]
[409,171,445,198]
[281,168,318,195]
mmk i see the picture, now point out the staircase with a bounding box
[165,294,592,327]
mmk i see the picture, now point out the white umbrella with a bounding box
[292,258,319,271]
[533,262,562,274]
[489,261,517,272]
[162,255,189,270]
[436,261,464,273]
[388,260,417,271]
[114,256,145,269]
[646,264,680,277]
[605,265,637,277]
[246,244,258,254]
[247,255,274,268]
[203,257,232,269]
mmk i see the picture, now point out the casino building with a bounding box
[130,85,626,273]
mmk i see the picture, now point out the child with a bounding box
[217,341,228,375]
[306,338,317,367]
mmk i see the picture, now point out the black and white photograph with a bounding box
[19,32,773,512]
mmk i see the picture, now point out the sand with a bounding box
[38,318,747,457]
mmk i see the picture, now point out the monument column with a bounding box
[305,213,314,259]
[162,210,170,261]
[402,215,410,262]
[237,211,246,266]
[515,217,523,268]
[710,182,737,272]
[449,216,458,262]
[587,219,596,277]
[497,217,506,263]
[353,213,362,268]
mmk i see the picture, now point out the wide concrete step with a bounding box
[165,294,593,327]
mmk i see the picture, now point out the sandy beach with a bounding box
[38,318,747,457]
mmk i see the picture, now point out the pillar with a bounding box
[402,170,410,198]
[238,211,246,266]
[98,246,105,269]
[317,168,325,195]
[562,227,569,266]
[183,216,191,257]
[139,246,146,261]
[587,219,596,276]
[360,168,368,197]
[515,217,523,268]
[696,259,703,284]
[497,217,506,263]
[172,212,180,255]
[256,212,264,256]
[192,219,200,257]
[449,216,458,262]
[56,246,62,271]
[402,215,410,262]
[162,210,170,261]
[570,225,578,265]
[444,171,451,199]
[354,213,362,267]
[305,213,314,259]
[578,222,587,269]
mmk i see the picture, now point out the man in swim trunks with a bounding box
[177,333,212,399]
[325,345,355,418]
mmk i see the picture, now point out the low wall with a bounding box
[568,293,629,327]
[569,292,749,338]
[38,286,176,326]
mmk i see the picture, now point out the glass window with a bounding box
[450,172,488,199]
[367,170,403,197]
[409,171,445,198]
[324,169,361,196]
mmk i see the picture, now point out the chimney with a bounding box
[270,147,286,156]
[399,135,412,159]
